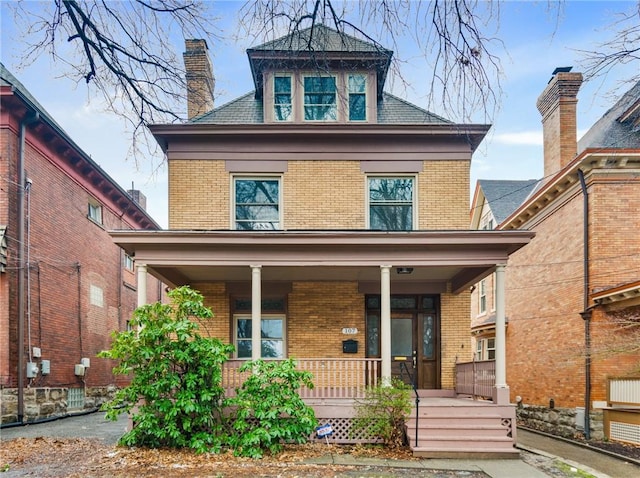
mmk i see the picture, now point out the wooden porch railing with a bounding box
[455,360,495,400]
[223,358,381,399]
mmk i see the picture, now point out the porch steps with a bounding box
[405,396,520,459]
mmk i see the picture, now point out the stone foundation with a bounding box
[516,403,604,440]
[0,386,117,424]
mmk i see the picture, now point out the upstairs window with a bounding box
[124,254,134,271]
[234,177,281,230]
[479,279,487,314]
[368,177,415,230]
[274,76,292,121]
[88,202,102,225]
[348,75,367,121]
[304,76,336,121]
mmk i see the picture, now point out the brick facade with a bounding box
[1,70,163,423]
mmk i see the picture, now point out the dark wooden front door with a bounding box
[367,295,440,389]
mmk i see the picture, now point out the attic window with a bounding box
[348,75,366,121]
[304,76,337,121]
[274,76,292,121]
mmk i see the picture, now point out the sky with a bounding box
[1,1,638,229]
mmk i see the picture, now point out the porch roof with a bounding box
[110,229,534,294]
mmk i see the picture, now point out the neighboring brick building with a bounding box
[469,179,538,361]
[111,26,534,454]
[0,63,163,424]
[492,70,640,441]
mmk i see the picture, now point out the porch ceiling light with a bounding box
[396,267,414,275]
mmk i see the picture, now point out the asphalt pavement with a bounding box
[2,411,639,478]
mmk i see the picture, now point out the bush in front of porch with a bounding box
[98,286,317,458]
[351,378,412,449]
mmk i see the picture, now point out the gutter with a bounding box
[17,110,40,423]
[577,169,591,440]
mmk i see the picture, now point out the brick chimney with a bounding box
[536,68,583,178]
[127,189,147,210]
[183,39,214,120]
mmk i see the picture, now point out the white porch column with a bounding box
[380,265,392,385]
[136,263,148,307]
[494,263,509,404]
[251,265,262,361]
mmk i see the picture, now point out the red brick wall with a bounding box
[1,111,163,393]
[506,171,640,407]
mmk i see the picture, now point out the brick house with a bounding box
[469,180,538,363]
[484,70,640,442]
[0,63,163,423]
[111,26,534,456]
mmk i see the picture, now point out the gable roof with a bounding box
[0,62,160,230]
[578,80,640,152]
[476,179,539,225]
[191,90,451,125]
[246,24,393,99]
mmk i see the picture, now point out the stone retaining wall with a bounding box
[516,403,604,440]
[1,386,117,424]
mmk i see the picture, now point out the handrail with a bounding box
[398,361,420,447]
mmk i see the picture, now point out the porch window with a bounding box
[348,74,366,121]
[234,315,285,359]
[274,76,292,121]
[234,177,281,230]
[304,76,337,121]
[368,177,415,230]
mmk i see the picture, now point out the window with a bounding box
[124,254,134,271]
[234,177,281,230]
[234,315,285,359]
[274,76,292,121]
[368,177,414,230]
[475,337,495,361]
[304,76,336,121]
[348,75,366,121]
[88,202,102,224]
[90,284,104,307]
[479,279,487,314]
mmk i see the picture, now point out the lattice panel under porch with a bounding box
[610,421,640,445]
[312,417,381,444]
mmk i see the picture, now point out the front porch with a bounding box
[222,358,518,458]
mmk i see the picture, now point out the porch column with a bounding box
[380,265,392,385]
[251,265,262,361]
[494,263,509,405]
[136,263,148,307]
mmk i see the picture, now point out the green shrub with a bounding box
[351,378,412,448]
[227,359,317,458]
[98,286,234,453]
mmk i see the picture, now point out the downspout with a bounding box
[17,111,39,423]
[577,169,591,440]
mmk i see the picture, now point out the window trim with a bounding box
[233,314,286,360]
[348,74,367,121]
[302,74,338,122]
[273,74,292,122]
[232,175,283,230]
[88,201,103,225]
[366,175,417,230]
[479,278,487,315]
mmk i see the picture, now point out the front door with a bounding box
[366,295,440,389]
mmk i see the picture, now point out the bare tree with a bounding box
[8,0,219,162]
[238,0,505,122]
[591,306,640,372]
[577,1,640,89]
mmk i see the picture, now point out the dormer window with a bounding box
[304,76,337,121]
[274,76,292,121]
[348,75,367,121]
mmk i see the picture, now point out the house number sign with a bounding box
[341,327,358,335]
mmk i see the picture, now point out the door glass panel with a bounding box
[391,318,413,356]
[422,315,435,359]
[366,314,380,356]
